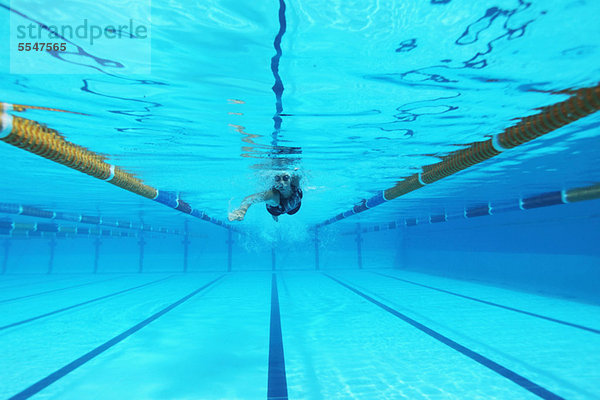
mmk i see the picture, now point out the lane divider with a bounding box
[8,274,225,400]
[0,103,234,230]
[0,218,138,238]
[0,213,200,238]
[324,273,565,400]
[372,272,600,335]
[344,182,600,234]
[317,84,600,227]
[1,102,87,115]
[0,275,175,331]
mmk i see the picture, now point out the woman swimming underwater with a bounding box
[228,171,302,222]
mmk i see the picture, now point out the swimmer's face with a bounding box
[274,173,291,189]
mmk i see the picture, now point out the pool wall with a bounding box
[2,201,598,303]
[394,200,600,303]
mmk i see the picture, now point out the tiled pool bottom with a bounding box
[1,270,598,399]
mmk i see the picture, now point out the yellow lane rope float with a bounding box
[7,103,87,115]
[318,83,600,227]
[0,103,230,229]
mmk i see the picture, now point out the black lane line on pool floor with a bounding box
[268,273,288,400]
[0,275,175,331]
[373,272,600,335]
[0,276,123,304]
[325,274,565,400]
[8,274,226,400]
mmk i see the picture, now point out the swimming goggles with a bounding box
[274,175,290,182]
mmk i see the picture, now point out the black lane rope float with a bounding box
[0,103,235,230]
[317,84,600,227]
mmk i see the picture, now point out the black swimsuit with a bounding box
[266,186,303,216]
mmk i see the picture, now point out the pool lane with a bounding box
[0,274,114,298]
[334,270,600,400]
[0,275,174,330]
[17,272,273,400]
[372,271,600,334]
[3,271,596,399]
[0,274,172,328]
[0,273,224,399]
[0,276,121,306]
[10,276,225,400]
[327,274,563,400]
[0,275,77,291]
[373,269,600,333]
[277,271,542,399]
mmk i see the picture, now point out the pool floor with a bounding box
[1,270,599,399]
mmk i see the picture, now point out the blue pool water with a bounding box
[0,0,599,399]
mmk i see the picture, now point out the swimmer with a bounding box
[228,171,302,222]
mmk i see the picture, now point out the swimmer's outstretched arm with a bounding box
[228,189,280,221]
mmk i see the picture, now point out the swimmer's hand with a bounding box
[272,215,279,222]
[228,208,247,221]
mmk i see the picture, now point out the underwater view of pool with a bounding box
[0,0,599,398]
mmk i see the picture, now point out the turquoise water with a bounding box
[1,0,599,399]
